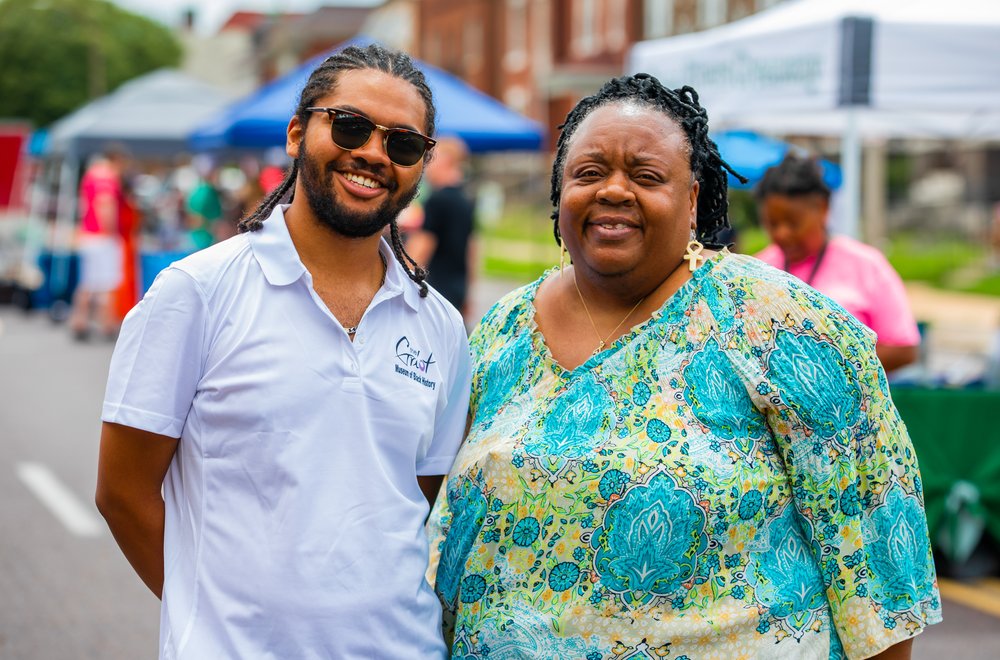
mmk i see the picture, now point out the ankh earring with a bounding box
[683,239,705,272]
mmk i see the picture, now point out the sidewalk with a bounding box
[906,282,1000,356]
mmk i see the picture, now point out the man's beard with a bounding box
[296,140,419,238]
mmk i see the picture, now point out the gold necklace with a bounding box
[573,274,646,355]
[344,253,387,336]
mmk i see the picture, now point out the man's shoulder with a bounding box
[415,284,466,337]
[170,233,254,295]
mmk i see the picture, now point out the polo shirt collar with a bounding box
[250,204,422,311]
[380,238,422,311]
[249,205,306,286]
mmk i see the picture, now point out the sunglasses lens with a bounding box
[386,132,428,166]
[330,115,374,150]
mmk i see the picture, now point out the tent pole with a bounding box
[50,155,79,307]
[840,107,862,239]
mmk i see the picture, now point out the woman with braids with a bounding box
[428,73,939,659]
[755,153,920,374]
[96,44,471,658]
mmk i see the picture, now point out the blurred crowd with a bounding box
[124,148,289,254]
[64,145,291,340]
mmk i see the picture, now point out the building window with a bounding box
[644,0,674,39]
[464,18,483,75]
[573,0,601,57]
[505,84,529,113]
[607,0,627,50]
[505,0,528,71]
[698,0,726,29]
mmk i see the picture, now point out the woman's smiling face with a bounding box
[557,102,699,284]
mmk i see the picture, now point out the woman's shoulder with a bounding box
[711,251,794,285]
[698,252,800,312]
[707,252,872,339]
[469,272,548,343]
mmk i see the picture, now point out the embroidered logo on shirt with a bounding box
[394,336,437,390]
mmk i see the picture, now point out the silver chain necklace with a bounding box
[344,253,387,336]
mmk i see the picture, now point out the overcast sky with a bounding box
[109,0,381,35]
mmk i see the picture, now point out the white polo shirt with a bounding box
[103,205,471,660]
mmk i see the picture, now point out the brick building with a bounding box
[417,0,786,149]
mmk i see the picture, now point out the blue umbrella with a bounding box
[712,130,842,190]
[190,38,544,153]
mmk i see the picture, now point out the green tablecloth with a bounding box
[891,387,1000,563]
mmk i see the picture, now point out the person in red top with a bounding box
[69,145,128,340]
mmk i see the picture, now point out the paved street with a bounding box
[1,278,999,658]
[0,309,158,658]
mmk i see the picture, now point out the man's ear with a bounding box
[286,116,303,159]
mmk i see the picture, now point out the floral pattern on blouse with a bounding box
[428,253,941,660]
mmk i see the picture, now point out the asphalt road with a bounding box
[2,285,999,658]
[0,308,158,658]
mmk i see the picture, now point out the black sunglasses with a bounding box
[305,107,436,167]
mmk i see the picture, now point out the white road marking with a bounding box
[16,462,103,537]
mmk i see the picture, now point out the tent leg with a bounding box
[50,157,79,316]
[863,140,888,248]
[840,108,862,240]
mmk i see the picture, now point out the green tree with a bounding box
[0,0,182,128]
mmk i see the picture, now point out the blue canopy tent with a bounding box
[190,39,544,153]
[713,130,842,190]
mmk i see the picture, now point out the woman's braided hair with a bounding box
[238,43,436,297]
[549,73,746,249]
[754,152,831,202]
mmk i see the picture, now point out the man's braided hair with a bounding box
[549,73,746,249]
[238,43,436,297]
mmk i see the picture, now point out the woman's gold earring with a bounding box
[559,244,567,276]
[683,239,705,272]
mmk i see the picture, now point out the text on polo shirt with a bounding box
[394,336,437,390]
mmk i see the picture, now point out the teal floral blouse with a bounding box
[427,253,941,659]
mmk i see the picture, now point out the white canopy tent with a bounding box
[44,69,232,240]
[629,0,1000,238]
[32,70,231,309]
[46,69,231,159]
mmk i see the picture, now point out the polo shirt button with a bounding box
[357,336,366,345]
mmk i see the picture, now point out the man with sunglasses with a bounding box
[96,44,471,659]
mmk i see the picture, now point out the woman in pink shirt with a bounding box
[755,154,920,373]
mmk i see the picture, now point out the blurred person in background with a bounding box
[184,154,224,250]
[69,144,128,340]
[112,171,141,322]
[258,146,289,194]
[428,73,939,660]
[755,153,920,373]
[405,135,476,320]
[219,156,266,243]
